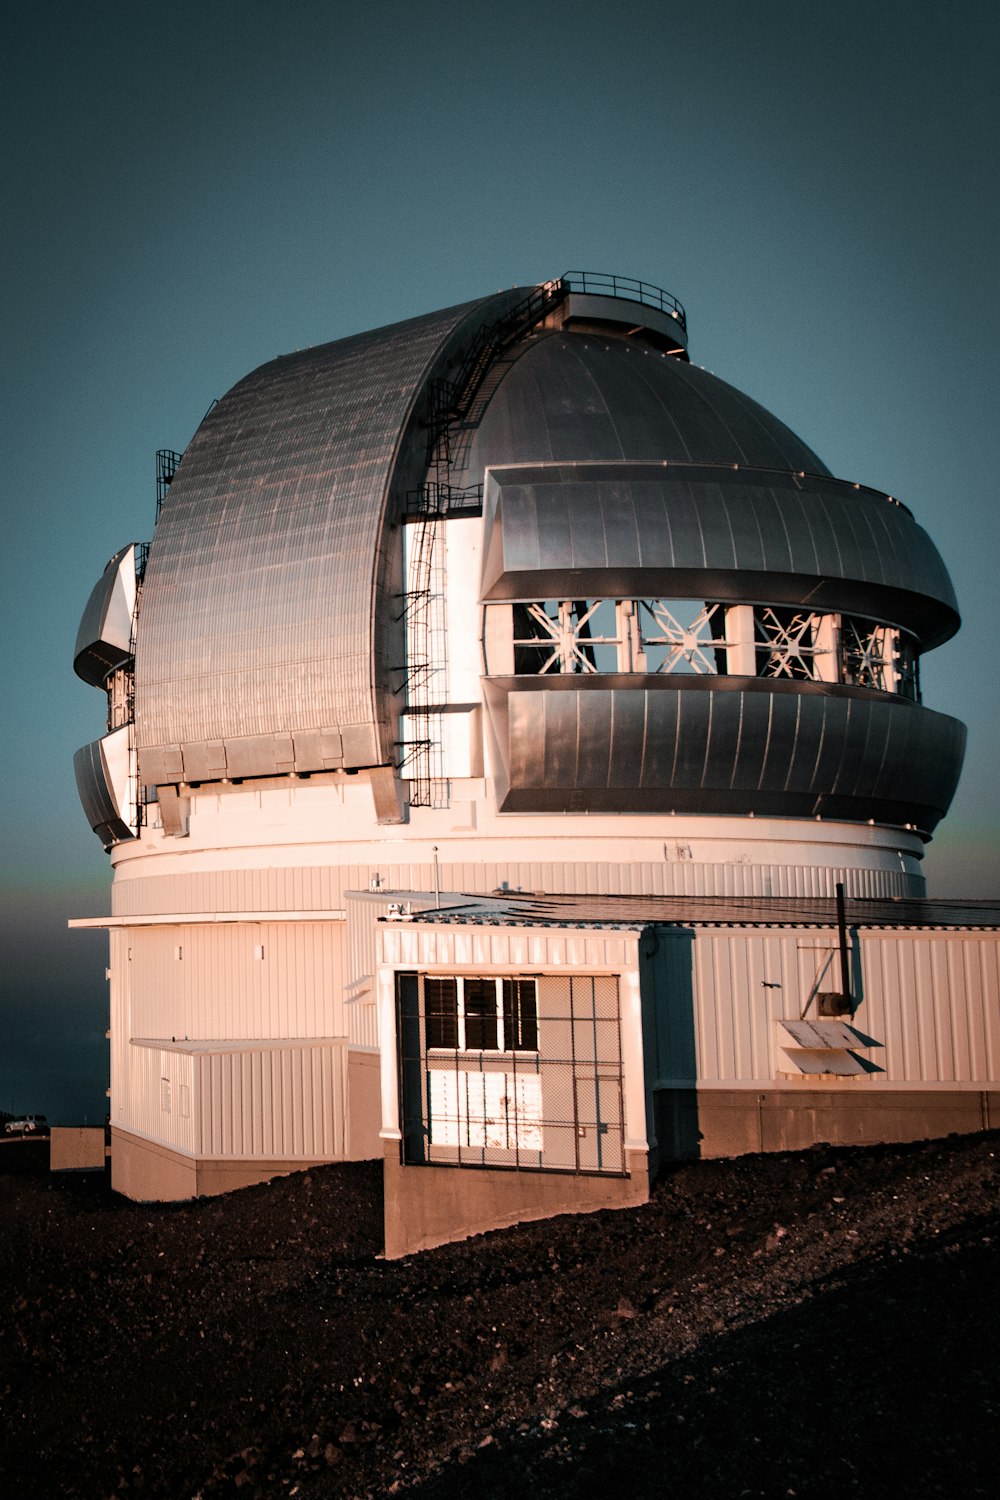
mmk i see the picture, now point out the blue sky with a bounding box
[2,0,998,1121]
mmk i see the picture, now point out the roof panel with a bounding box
[135,292,518,778]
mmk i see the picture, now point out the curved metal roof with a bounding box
[460,333,831,479]
[134,291,522,782]
[74,544,141,686]
[113,276,963,833]
[480,462,959,645]
[485,676,965,833]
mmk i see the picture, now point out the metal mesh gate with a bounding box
[396,973,625,1174]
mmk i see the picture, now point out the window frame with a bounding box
[423,975,539,1055]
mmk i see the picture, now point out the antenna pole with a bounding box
[835,882,852,1006]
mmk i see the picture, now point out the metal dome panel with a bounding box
[484,677,965,832]
[73,728,137,844]
[461,333,832,479]
[134,292,521,785]
[73,544,141,687]
[480,463,959,644]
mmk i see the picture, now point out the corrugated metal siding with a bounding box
[860,933,1000,1085]
[111,857,914,917]
[126,1044,197,1153]
[127,922,345,1041]
[109,929,131,1126]
[135,293,518,777]
[490,679,964,831]
[112,862,349,916]
[380,922,635,975]
[123,1040,347,1158]
[480,462,958,636]
[196,1043,345,1158]
[343,893,399,1047]
[677,928,1000,1088]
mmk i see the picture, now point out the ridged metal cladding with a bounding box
[117,277,963,836]
[480,463,959,646]
[468,328,965,831]
[74,544,139,686]
[134,292,521,784]
[484,678,965,832]
[73,739,131,845]
[459,333,834,479]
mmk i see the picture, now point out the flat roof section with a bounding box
[392,893,1000,932]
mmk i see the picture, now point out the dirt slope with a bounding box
[1,1134,997,1499]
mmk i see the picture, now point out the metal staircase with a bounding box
[399,281,571,806]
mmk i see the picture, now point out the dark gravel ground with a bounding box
[1,1132,998,1499]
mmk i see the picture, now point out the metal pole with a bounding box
[432,845,441,909]
[835,881,852,1005]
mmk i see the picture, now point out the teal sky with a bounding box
[2,0,998,1121]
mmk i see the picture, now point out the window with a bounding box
[753,606,825,680]
[512,600,619,674]
[497,598,919,698]
[463,978,498,1049]
[841,615,919,698]
[425,977,458,1049]
[424,976,538,1053]
[503,978,539,1052]
[636,599,732,675]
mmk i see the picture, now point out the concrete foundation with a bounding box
[348,1050,382,1158]
[109,1126,334,1202]
[382,1142,650,1259]
[656,1088,1000,1160]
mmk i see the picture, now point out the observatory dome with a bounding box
[70,273,984,1215]
[75,272,964,849]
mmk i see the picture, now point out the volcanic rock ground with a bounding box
[2,1132,998,1499]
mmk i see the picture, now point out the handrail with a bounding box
[560,270,686,331]
[427,273,687,458]
[449,279,568,425]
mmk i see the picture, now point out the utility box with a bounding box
[50,1127,106,1172]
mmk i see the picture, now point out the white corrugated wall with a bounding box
[195,1043,346,1158]
[122,1040,347,1159]
[658,927,1000,1088]
[124,1043,197,1153]
[126,921,345,1041]
[111,858,913,919]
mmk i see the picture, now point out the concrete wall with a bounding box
[110,1125,330,1201]
[50,1127,106,1172]
[383,1141,650,1258]
[655,1086,1000,1160]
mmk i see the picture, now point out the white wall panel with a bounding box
[108,929,132,1126]
[126,1044,197,1153]
[195,1042,346,1158]
[111,855,914,920]
[127,921,345,1042]
[380,922,635,975]
[683,928,1000,1088]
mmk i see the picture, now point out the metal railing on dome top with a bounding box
[560,270,686,331]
